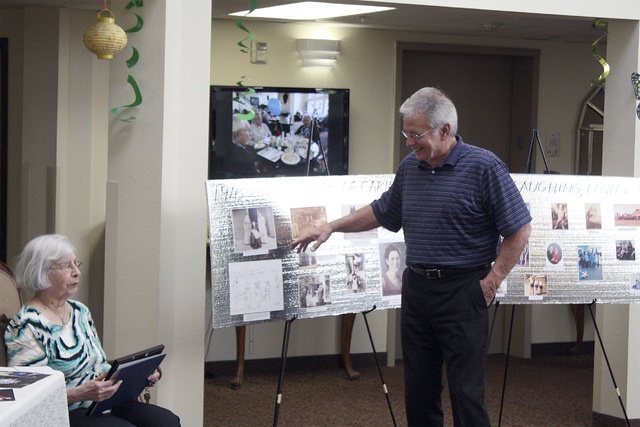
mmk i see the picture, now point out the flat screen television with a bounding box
[209,86,349,179]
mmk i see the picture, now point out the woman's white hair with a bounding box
[13,234,76,292]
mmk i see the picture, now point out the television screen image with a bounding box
[209,86,349,179]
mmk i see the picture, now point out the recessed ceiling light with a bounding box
[229,1,395,21]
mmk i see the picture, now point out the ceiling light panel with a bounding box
[229,1,395,21]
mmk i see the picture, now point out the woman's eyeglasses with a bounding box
[52,260,83,272]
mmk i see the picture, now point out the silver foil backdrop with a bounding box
[207,174,640,329]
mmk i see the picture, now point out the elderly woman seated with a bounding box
[4,234,180,426]
[294,113,312,139]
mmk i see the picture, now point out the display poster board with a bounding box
[207,174,640,329]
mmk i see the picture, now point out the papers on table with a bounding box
[256,147,283,162]
[0,371,50,389]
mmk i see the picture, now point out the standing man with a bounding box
[290,87,531,426]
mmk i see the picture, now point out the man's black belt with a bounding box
[409,264,491,280]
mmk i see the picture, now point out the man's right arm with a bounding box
[289,204,380,253]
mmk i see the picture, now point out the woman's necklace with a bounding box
[36,296,68,324]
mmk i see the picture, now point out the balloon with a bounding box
[267,98,282,116]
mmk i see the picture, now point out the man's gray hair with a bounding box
[399,87,458,135]
[232,115,250,135]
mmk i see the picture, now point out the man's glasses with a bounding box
[52,260,83,272]
[401,127,435,140]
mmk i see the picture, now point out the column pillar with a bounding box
[104,1,210,425]
[594,18,640,424]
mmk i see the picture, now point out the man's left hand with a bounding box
[479,277,497,307]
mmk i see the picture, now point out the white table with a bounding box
[0,366,69,426]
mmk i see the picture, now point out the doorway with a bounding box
[0,38,7,263]
[395,43,539,173]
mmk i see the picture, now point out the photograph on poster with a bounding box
[630,273,640,293]
[231,207,277,255]
[578,245,603,281]
[585,203,602,229]
[613,204,640,227]
[345,253,367,295]
[378,241,406,299]
[342,204,378,240]
[616,240,636,261]
[545,241,564,269]
[551,203,569,230]
[290,206,327,239]
[524,273,547,297]
[298,274,332,308]
[228,260,284,315]
[496,278,508,297]
[298,248,317,269]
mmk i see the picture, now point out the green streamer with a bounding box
[235,0,258,52]
[126,47,139,68]
[125,0,143,9]
[234,76,256,120]
[124,0,144,33]
[233,0,258,121]
[112,1,144,122]
[124,13,144,33]
[111,75,143,122]
[590,19,609,87]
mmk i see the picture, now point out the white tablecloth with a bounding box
[0,366,69,427]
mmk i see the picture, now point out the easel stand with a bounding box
[491,129,547,425]
[525,129,550,174]
[491,300,631,426]
[305,119,329,176]
[271,308,398,427]
[492,129,630,425]
[273,316,296,427]
[362,305,397,427]
[587,300,631,426]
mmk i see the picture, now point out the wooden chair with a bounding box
[1,260,22,367]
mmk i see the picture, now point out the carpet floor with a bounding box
[204,352,599,426]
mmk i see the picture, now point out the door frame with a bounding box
[394,42,540,173]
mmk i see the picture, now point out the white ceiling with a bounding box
[212,0,602,43]
[1,0,604,44]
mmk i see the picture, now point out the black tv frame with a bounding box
[209,85,349,179]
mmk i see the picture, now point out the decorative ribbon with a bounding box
[590,19,609,87]
[124,0,144,33]
[111,0,144,122]
[233,0,258,121]
[236,0,257,53]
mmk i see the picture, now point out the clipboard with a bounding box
[87,344,165,417]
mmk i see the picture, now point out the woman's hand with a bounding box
[67,371,122,404]
[146,368,162,387]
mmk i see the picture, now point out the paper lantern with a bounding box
[83,9,127,60]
